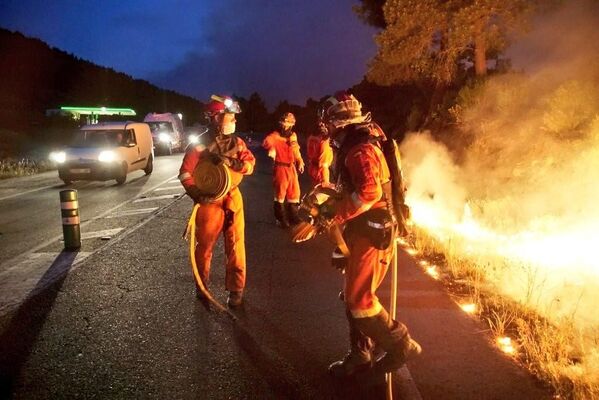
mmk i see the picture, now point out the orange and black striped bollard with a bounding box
[60,189,81,250]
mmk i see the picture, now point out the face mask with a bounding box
[319,123,329,137]
[280,125,293,137]
[221,122,236,135]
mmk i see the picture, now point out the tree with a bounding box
[366,0,540,86]
[245,92,269,133]
[353,0,387,28]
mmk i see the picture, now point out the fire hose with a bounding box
[183,203,236,320]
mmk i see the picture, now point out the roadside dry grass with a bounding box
[0,158,54,179]
[409,226,599,399]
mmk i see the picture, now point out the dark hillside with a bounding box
[0,28,202,134]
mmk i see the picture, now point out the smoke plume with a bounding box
[400,0,599,328]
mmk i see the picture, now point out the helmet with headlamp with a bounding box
[279,112,296,137]
[318,91,370,131]
[204,95,241,118]
[204,94,241,135]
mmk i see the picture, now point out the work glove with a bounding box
[188,186,212,204]
[223,157,244,172]
[196,195,214,204]
[207,152,224,166]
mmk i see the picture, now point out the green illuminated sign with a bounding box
[59,106,136,116]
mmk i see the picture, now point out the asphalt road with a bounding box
[0,154,184,265]
[0,148,554,399]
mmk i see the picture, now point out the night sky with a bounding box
[0,0,378,107]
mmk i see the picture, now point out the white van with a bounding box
[52,122,154,185]
[143,113,185,155]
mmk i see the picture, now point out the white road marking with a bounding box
[106,207,158,218]
[133,194,180,202]
[0,174,180,316]
[168,179,180,184]
[154,186,182,191]
[0,252,91,315]
[80,228,124,240]
[0,184,62,201]
[0,174,178,274]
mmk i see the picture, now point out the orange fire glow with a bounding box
[497,336,516,355]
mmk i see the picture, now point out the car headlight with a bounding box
[188,134,199,144]
[98,150,116,162]
[49,151,66,163]
[159,133,171,143]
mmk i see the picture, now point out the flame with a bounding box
[405,247,419,256]
[460,303,477,314]
[426,265,440,279]
[407,190,599,327]
[497,336,516,355]
[411,201,599,275]
[399,16,599,382]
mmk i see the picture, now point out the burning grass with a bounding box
[397,3,599,396]
[409,227,599,399]
[397,47,599,395]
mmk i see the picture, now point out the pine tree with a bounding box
[363,0,542,86]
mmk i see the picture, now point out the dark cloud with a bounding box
[150,0,378,107]
[0,0,377,107]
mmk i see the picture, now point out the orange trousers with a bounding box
[308,163,330,186]
[344,233,393,318]
[273,164,300,203]
[193,187,246,292]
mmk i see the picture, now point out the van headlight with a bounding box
[159,133,171,143]
[49,151,66,163]
[98,150,116,162]
[188,134,199,144]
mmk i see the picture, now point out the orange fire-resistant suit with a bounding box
[262,130,304,202]
[332,123,394,318]
[178,133,255,292]
[306,133,333,186]
[328,122,420,377]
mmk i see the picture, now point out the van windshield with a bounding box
[147,122,174,134]
[71,130,125,148]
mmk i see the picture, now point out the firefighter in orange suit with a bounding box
[319,91,421,378]
[178,95,256,307]
[306,121,334,186]
[262,112,305,227]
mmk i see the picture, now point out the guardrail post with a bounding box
[60,189,81,250]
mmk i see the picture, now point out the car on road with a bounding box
[50,122,154,185]
[143,113,185,155]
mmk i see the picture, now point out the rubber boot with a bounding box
[273,201,289,228]
[227,290,243,307]
[286,202,301,225]
[352,308,421,375]
[329,309,373,378]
